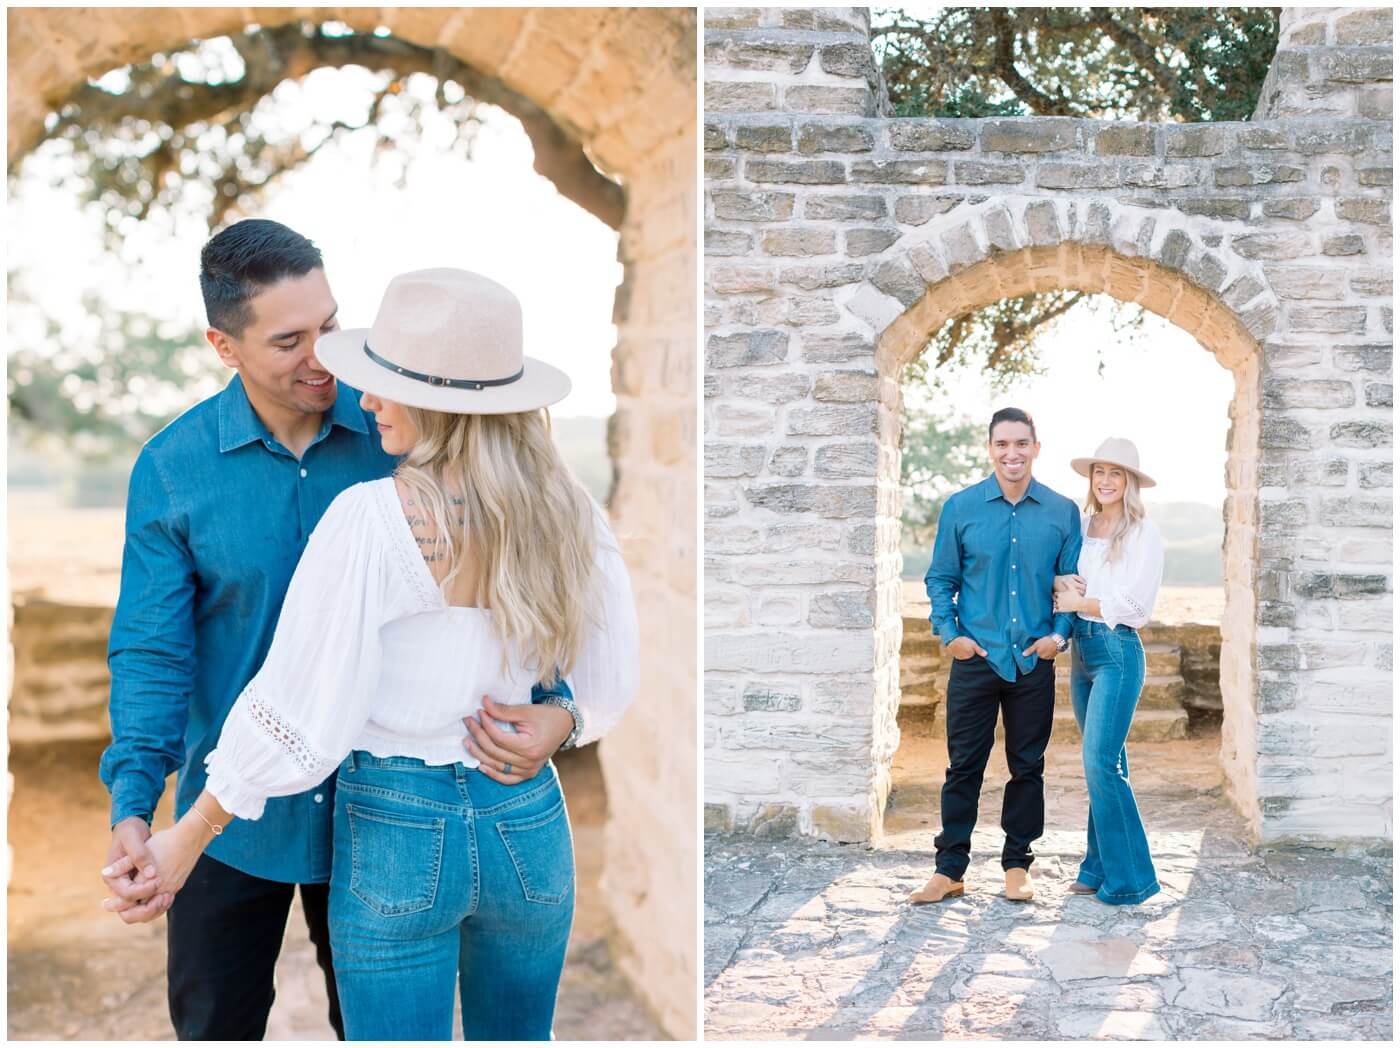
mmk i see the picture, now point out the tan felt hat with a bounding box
[1071,436,1157,488]
[314,268,571,414]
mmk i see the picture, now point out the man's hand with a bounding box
[946,636,988,661]
[1054,573,1087,595]
[463,695,575,785]
[101,816,172,924]
[1022,636,1061,660]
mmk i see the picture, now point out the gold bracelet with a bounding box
[192,805,223,836]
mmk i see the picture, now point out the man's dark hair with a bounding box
[199,219,323,337]
[988,406,1037,443]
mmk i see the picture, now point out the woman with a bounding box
[1052,437,1163,906]
[118,269,639,1039]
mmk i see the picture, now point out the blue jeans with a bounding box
[1069,620,1160,905]
[328,752,575,1040]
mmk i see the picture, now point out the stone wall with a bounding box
[8,8,696,1036]
[704,6,1392,847]
[9,599,114,743]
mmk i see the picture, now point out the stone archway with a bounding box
[705,6,1392,849]
[9,7,696,1035]
[864,197,1272,841]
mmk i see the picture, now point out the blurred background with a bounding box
[8,10,693,1040]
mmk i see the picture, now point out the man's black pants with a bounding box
[934,655,1056,881]
[167,853,344,1041]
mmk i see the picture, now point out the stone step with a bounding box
[1144,642,1182,677]
[900,673,1188,711]
[918,706,1189,743]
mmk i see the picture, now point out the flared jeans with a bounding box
[1069,619,1160,905]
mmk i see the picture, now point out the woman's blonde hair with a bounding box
[395,406,599,680]
[1084,464,1147,563]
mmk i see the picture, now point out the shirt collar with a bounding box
[980,474,1046,504]
[218,374,368,454]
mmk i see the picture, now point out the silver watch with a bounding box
[534,693,583,750]
[1052,633,1069,653]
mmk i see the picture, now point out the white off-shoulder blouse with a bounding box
[1076,512,1165,630]
[205,478,640,820]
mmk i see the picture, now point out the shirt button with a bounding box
[1012,564,1017,570]
[1012,617,1017,623]
[313,793,324,803]
[300,468,308,478]
[1012,591,1017,596]
[1012,538,1017,543]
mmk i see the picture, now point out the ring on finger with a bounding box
[502,761,513,775]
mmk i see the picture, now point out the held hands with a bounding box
[100,816,173,924]
[463,695,574,785]
[946,636,988,661]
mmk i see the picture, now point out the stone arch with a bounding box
[846,196,1279,837]
[704,5,1391,851]
[8,7,697,1035]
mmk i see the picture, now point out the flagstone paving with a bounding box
[704,728,1392,1041]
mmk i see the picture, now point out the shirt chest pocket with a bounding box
[960,517,1009,573]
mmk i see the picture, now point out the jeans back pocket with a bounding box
[347,803,445,917]
[496,796,574,905]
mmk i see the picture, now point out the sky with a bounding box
[8,62,623,420]
[907,299,1235,507]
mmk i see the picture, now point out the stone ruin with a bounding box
[704,7,1392,848]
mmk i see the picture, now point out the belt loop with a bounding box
[345,750,357,774]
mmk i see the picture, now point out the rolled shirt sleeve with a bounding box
[203,486,421,819]
[566,509,641,748]
[101,451,197,827]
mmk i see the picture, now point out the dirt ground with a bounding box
[5,739,664,1041]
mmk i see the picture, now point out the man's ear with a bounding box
[206,327,240,370]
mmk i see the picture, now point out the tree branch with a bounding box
[45,23,624,229]
[990,8,1075,117]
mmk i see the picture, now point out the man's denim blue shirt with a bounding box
[101,375,398,883]
[925,474,1082,684]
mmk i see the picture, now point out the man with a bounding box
[99,219,577,1039]
[911,407,1081,905]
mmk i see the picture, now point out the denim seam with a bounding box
[470,774,558,818]
[337,779,464,815]
[495,798,569,905]
[346,803,445,916]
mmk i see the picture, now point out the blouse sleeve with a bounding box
[204,484,421,819]
[1099,520,1165,630]
[565,508,641,748]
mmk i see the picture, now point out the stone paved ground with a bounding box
[7,741,664,1041]
[705,717,1392,1040]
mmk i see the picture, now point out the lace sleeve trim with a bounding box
[370,478,442,613]
[248,684,332,778]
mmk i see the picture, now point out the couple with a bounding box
[98,219,639,1040]
[910,407,1164,907]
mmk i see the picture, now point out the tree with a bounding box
[900,404,985,546]
[7,284,223,460]
[872,7,1277,385]
[32,20,623,237]
[872,7,1280,122]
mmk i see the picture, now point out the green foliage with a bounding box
[872,7,1280,121]
[899,402,985,547]
[7,287,224,460]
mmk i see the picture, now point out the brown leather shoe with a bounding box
[1004,867,1034,901]
[1068,880,1098,895]
[909,872,964,905]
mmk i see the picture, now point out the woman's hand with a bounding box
[103,819,207,913]
[1054,573,1087,596]
[1054,588,1085,614]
